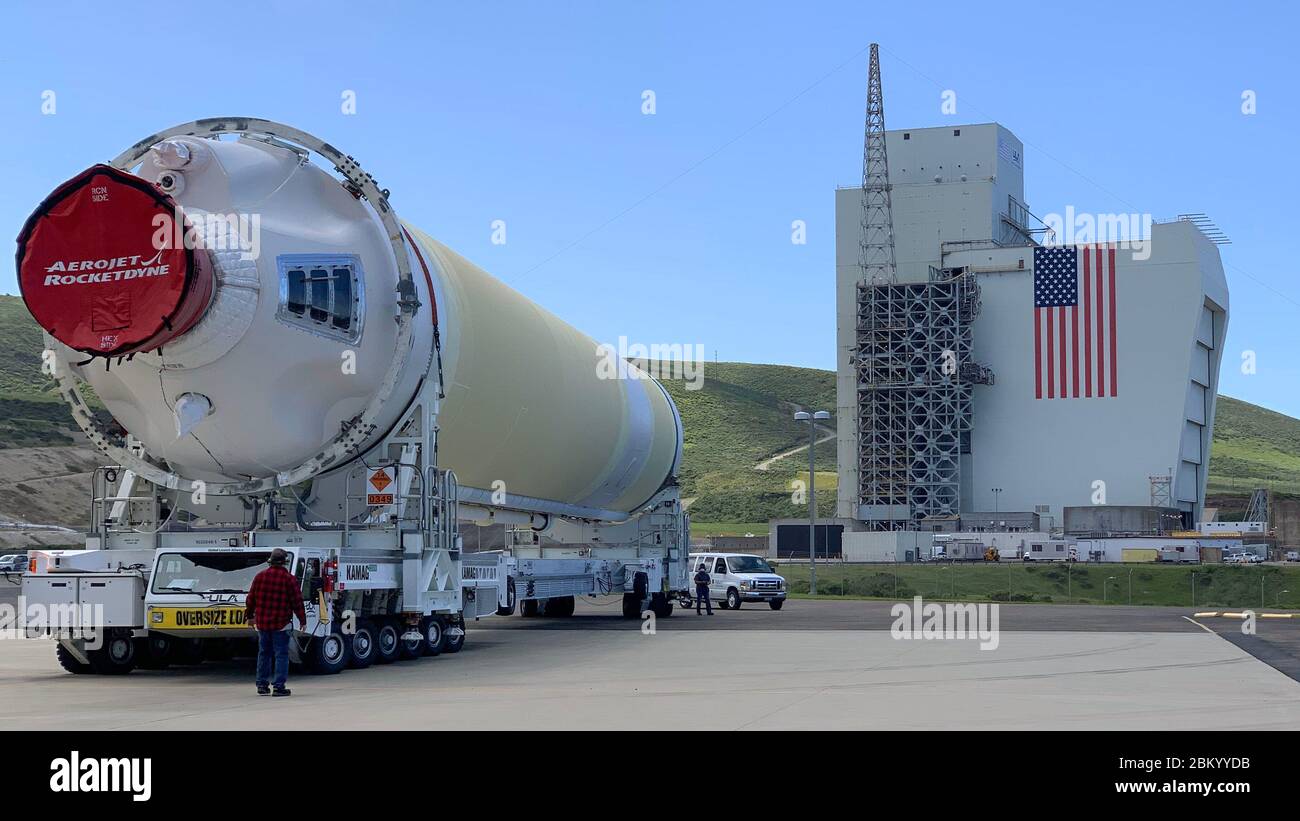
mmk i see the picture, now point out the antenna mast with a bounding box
[859,43,897,285]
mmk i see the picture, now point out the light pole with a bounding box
[1128,567,1134,605]
[795,410,831,596]
[991,487,1003,513]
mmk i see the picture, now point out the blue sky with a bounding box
[3,1,1297,417]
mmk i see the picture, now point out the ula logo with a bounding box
[50,751,151,802]
[890,596,1000,651]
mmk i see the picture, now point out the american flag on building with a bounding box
[1033,244,1118,399]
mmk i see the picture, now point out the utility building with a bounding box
[835,122,1230,532]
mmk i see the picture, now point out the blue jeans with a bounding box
[256,629,290,689]
[695,586,712,614]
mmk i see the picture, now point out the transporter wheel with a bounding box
[726,589,742,610]
[769,600,784,611]
[306,629,350,674]
[440,616,465,654]
[496,577,517,617]
[374,621,401,664]
[203,638,234,661]
[55,643,92,675]
[621,593,642,619]
[422,616,445,657]
[134,635,172,669]
[398,623,425,660]
[650,593,673,618]
[87,631,137,675]
[544,596,575,617]
[169,638,206,665]
[348,620,377,669]
[520,599,540,618]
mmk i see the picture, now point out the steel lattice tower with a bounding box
[852,45,992,529]
[859,44,896,286]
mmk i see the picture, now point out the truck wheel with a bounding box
[726,589,742,610]
[374,621,401,664]
[170,638,206,665]
[621,593,642,619]
[422,616,444,657]
[348,620,377,669]
[769,600,784,611]
[544,596,575,617]
[135,635,172,669]
[496,577,517,617]
[55,643,91,674]
[398,624,425,660]
[717,596,729,610]
[520,599,540,618]
[441,617,465,654]
[307,630,350,674]
[650,593,673,618]
[87,631,137,675]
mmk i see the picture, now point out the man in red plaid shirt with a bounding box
[245,548,306,696]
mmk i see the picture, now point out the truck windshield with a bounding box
[151,552,273,594]
[727,556,773,573]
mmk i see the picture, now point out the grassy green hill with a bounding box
[656,362,1300,528]
[1,294,1297,528]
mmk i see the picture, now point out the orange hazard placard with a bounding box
[367,467,396,506]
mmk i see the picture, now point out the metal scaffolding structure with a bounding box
[855,271,991,529]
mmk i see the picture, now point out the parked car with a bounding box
[1223,553,1248,564]
[1286,551,1299,562]
[0,553,28,572]
[682,552,786,610]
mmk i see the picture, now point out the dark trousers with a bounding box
[256,628,290,689]
[695,586,712,614]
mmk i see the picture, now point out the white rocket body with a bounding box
[30,135,682,521]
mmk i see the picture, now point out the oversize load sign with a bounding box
[367,467,396,506]
[150,607,249,630]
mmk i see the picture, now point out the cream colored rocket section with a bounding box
[406,228,680,517]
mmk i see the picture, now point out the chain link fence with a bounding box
[774,561,1300,608]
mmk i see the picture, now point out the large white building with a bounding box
[835,123,1229,531]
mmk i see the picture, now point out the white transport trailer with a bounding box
[15,118,690,675]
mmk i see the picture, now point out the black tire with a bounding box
[398,622,425,660]
[621,593,642,619]
[348,620,377,669]
[87,631,137,675]
[170,638,206,665]
[679,596,694,610]
[650,593,673,618]
[441,617,465,654]
[135,635,172,669]
[726,589,742,610]
[374,620,401,664]
[496,577,517,617]
[55,643,92,674]
[520,599,540,618]
[544,596,575,617]
[769,599,784,611]
[717,596,730,611]
[422,616,444,657]
[203,638,234,661]
[306,629,349,674]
